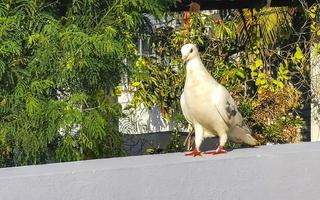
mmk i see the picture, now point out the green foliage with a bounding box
[0,0,173,166]
[250,85,303,144]
[236,7,293,47]
[262,114,304,144]
[132,7,311,147]
[292,46,306,64]
[130,56,183,121]
[309,3,320,37]
[165,128,185,153]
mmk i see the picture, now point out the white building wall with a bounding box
[118,85,174,134]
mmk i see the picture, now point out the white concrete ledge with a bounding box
[1,142,320,200]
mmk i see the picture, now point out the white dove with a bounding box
[180,44,257,156]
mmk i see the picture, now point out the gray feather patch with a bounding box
[226,101,237,119]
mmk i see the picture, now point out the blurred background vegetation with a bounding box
[0,0,319,166]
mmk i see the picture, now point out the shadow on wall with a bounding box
[148,106,175,132]
[122,132,219,156]
[120,105,175,134]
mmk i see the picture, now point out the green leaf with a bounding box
[279,63,285,72]
[146,148,155,154]
[66,56,75,70]
[293,46,305,63]
[258,73,267,78]
[310,12,316,19]
[26,95,40,115]
[255,59,263,68]
[114,86,122,96]
[235,69,245,79]
[256,79,267,85]
[273,80,284,88]
[251,71,258,77]
[132,82,141,87]
[311,23,316,32]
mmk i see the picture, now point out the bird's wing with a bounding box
[180,91,192,124]
[211,85,242,127]
[211,85,257,145]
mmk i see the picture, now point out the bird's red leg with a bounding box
[204,145,227,155]
[185,148,202,156]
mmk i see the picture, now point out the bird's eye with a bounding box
[190,48,193,53]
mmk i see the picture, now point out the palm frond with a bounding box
[236,7,293,47]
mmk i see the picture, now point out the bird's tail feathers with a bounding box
[229,125,257,146]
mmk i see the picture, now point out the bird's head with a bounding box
[181,44,198,64]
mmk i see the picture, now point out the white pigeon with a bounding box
[180,44,257,156]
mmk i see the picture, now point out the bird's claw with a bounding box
[204,146,227,155]
[185,149,202,157]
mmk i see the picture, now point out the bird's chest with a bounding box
[184,74,211,93]
[184,74,213,98]
[183,84,213,112]
[182,68,220,121]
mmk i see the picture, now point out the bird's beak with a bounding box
[182,55,188,64]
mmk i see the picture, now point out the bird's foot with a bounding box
[185,149,202,157]
[204,146,227,155]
